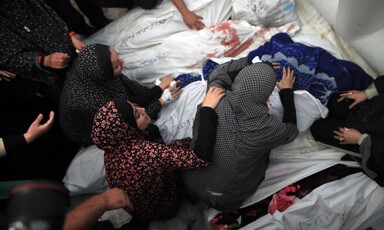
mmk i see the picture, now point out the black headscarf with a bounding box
[60,44,131,144]
[114,98,138,129]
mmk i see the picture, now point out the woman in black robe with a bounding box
[0,0,86,102]
[60,44,178,145]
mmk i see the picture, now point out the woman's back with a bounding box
[183,60,298,211]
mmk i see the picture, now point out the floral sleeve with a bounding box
[153,139,209,171]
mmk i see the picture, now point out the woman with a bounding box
[311,75,384,185]
[90,87,224,224]
[0,0,86,102]
[60,44,178,145]
[183,58,299,211]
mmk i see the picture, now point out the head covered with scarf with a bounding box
[91,100,208,219]
[60,44,130,144]
[183,61,299,211]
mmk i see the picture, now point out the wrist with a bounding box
[158,83,166,90]
[159,98,165,106]
[23,133,33,144]
[38,55,46,68]
[43,55,50,67]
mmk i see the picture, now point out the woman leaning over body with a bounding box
[91,86,224,228]
[60,44,178,145]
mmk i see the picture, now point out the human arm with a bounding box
[358,135,379,180]
[192,87,225,162]
[23,111,54,144]
[62,188,133,230]
[0,112,54,157]
[70,33,86,52]
[0,136,27,158]
[163,87,224,168]
[333,127,362,145]
[41,53,71,69]
[276,67,297,125]
[208,57,249,90]
[334,130,380,180]
[337,75,384,109]
[133,76,176,107]
[0,70,16,81]
[158,83,183,106]
[171,0,205,30]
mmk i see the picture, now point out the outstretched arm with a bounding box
[1,112,54,157]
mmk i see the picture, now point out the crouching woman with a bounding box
[90,87,224,226]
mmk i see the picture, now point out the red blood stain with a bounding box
[206,50,219,58]
[224,37,253,57]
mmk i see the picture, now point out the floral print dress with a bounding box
[91,101,208,220]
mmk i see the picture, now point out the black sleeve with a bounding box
[374,75,384,95]
[193,107,218,163]
[279,88,297,125]
[3,134,28,154]
[132,86,163,108]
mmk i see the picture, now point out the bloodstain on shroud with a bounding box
[187,21,254,69]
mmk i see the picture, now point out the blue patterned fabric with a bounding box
[175,73,202,88]
[174,59,219,88]
[248,33,374,103]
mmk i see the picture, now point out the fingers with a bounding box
[271,62,280,69]
[286,67,294,79]
[46,53,70,69]
[209,87,225,97]
[32,114,44,127]
[42,111,55,130]
[333,128,347,143]
[197,19,205,30]
[0,70,16,78]
[337,95,346,102]
[0,70,16,81]
[171,87,183,99]
[192,21,204,30]
[276,67,295,89]
[349,101,358,109]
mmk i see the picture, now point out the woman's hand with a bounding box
[271,62,280,70]
[71,36,86,52]
[202,87,225,109]
[276,67,295,90]
[0,70,16,81]
[159,83,182,106]
[333,127,361,145]
[158,77,175,90]
[44,53,70,69]
[169,84,183,100]
[24,111,54,144]
[337,90,367,109]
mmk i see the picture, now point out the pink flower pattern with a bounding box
[91,101,208,220]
